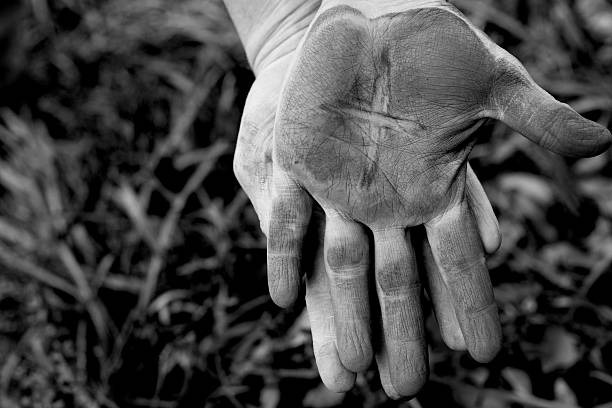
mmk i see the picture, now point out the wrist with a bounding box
[318,0,447,18]
[224,0,320,75]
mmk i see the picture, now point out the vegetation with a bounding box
[0,0,611,407]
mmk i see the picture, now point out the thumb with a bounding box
[488,51,611,158]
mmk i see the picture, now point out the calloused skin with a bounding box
[260,0,612,398]
[231,2,506,397]
[235,48,501,397]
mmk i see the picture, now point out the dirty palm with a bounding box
[267,1,611,392]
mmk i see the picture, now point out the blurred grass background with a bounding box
[0,0,612,407]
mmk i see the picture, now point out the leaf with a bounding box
[261,386,280,408]
[541,327,581,373]
[554,378,578,406]
[288,311,312,348]
[579,178,612,218]
[573,153,608,176]
[498,173,555,207]
[502,368,532,397]
[113,182,158,249]
[577,0,612,41]
[303,384,345,408]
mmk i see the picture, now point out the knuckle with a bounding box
[493,56,530,89]
[447,270,494,312]
[270,195,310,224]
[376,263,418,296]
[267,253,300,277]
[305,287,330,304]
[267,220,307,254]
[441,256,485,283]
[383,295,425,341]
[325,237,367,272]
[267,199,311,253]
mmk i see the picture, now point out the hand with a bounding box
[266,0,611,395]
[235,49,503,396]
[233,5,503,396]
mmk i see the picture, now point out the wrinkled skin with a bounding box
[263,2,611,398]
[276,5,610,224]
[235,39,501,398]
[280,7,490,226]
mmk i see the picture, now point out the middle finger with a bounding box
[373,228,428,397]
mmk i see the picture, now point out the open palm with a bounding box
[276,5,609,226]
[268,2,611,396]
[235,2,509,396]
